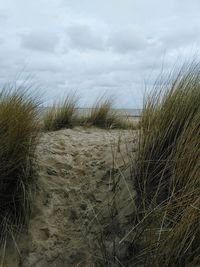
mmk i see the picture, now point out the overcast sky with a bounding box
[0,0,200,107]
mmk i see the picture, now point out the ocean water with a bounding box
[41,107,142,117]
[77,108,142,117]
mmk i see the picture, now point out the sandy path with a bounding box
[3,127,136,267]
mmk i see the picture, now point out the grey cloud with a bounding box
[0,10,8,22]
[107,27,148,53]
[66,23,104,51]
[0,0,200,108]
[20,31,59,53]
[28,55,63,73]
[162,27,200,49]
[0,38,4,45]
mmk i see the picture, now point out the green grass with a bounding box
[0,87,40,244]
[130,63,200,266]
[43,93,78,131]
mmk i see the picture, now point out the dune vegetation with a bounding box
[79,96,135,129]
[128,63,200,266]
[43,93,78,131]
[0,87,40,245]
[84,97,117,128]
[83,63,200,267]
[43,95,135,131]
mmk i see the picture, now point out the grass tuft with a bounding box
[43,93,78,131]
[84,97,133,129]
[0,86,40,245]
[131,63,200,266]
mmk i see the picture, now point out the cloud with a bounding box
[28,55,63,73]
[0,38,4,45]
[0,0,200,108]
[161,26,200,49]
[20,31,59,53]
[66,23,104,51]
[107,27,148,53]
[0,10,8,22]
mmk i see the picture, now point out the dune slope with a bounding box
[2,127,135,267]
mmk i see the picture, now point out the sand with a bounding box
[2,127,136,267]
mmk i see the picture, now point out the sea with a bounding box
[40,107,142,117]
[77,108,142,117]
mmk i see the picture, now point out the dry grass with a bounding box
[84,97,133,129]
[43,95,136,130]
[0,86,40,245]
[43,93,78,131]
[129,63,200,266]
[86,64,200,266]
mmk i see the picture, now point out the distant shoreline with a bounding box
[78,108,142,117]
[40,107,142,117]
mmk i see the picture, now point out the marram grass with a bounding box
[43,93,78,131]
[84,97,133,129]
[91,64,200,266]
[43,95,135,131]
[131,63,200,266]
[0,87,40,244]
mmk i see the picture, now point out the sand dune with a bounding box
[3,127,136,267]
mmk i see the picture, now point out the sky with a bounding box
[0,0,200,108]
